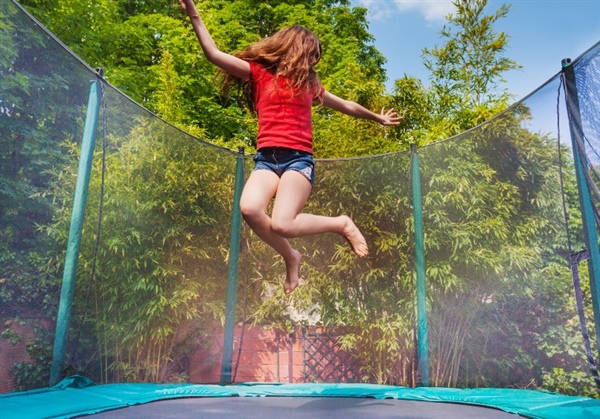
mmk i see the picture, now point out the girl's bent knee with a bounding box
[271,218,294,238]
[240,203,262,222]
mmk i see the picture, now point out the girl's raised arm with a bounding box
[179,0,250,79]
[320,91,401,126]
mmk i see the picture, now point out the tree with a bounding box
[0,0,94,322]
[422,0,521,138]
[9,0,592,395]
[388,76,434,147]
[18,0,398,155]
[418,106,571,387]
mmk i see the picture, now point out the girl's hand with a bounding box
[178,0,196,17]
[379,107,402,126]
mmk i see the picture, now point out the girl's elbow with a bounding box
[204,50,221,64]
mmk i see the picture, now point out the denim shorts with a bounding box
[253,147,315,185]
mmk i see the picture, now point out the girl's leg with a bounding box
[239,169,302,294]
[271,171,368,257]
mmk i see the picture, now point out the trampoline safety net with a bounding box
[1,0,599,404]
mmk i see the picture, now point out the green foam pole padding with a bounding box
[50,80,101,385]
[411,143,429,386]
[562,60,600,356]
[221,147,245,384]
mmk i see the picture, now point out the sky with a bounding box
[350,0,600,100]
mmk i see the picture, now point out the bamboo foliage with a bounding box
[2,0,596,396]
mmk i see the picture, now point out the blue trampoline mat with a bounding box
[1,376,599,419]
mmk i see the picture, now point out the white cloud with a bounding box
[395,1,455,21]
[356,0,455,22]
[355,0,395,21]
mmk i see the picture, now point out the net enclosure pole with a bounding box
[411,143,430,386]
[50,79,101,386]
[562,59,600,355]
[221,147,245,384]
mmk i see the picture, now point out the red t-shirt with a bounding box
[249,62,323,154]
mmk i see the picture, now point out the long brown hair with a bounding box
[221,25,322,112]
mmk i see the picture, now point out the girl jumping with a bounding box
[179,0,401,293]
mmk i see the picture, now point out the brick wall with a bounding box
[189,325,305,383]
[1,324,351,392]
[0,320,42,394]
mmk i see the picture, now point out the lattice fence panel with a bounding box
[302,329,360,383]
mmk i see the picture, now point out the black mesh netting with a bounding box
[1,0,597,396]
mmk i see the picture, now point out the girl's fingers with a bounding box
[379,107,402,125]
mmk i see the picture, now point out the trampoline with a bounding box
[2,379,600,419]
[2,2,600,419]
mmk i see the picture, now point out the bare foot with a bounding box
[342,216,368,257]
[284,249,302,294]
